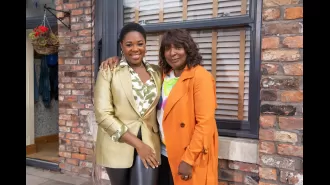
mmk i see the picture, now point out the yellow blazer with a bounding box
[93,64,162,168]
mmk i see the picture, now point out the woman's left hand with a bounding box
[100,56,120,71]
[178,161,192,181]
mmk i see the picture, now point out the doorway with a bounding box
[26,28,60,167]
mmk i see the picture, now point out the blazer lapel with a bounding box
[163,67,195,121]
[119,67,140,115]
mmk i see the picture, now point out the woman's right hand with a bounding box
[100,56,120,70]
[136,142,159,169]
[120,132,159,169]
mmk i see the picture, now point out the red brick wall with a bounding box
[259,0,303,184]
[218,160,259,185]
[56,0,95,177]
[91,0,96,80]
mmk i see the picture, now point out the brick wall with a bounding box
[91,0,95,79]
[56,0,95,177]
[259,0,303,185]
[218,159,259,185]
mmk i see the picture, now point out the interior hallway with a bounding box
[26,141,59,163]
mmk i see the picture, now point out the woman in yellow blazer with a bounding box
[101,29,219,185]
[94,22,162,185]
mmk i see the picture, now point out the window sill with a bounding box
[218,136,258,164]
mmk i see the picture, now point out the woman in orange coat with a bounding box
[156,29,219,185]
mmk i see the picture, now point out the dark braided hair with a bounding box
[118,22,147,43]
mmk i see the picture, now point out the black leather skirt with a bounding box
[105,129,158,185]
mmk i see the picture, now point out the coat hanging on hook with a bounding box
[39,56,51,108]
[32,0,39,8]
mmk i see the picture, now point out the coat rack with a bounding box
[44,4,71,31]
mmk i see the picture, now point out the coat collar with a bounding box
[162,65,196,81]
[162,65,198,121]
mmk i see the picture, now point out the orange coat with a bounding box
[162,65,219,185]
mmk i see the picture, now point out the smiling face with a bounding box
[120,31,146,66]
[164,44,187,70]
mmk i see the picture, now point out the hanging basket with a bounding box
[29,11,59,55]
[32,45,58,55]
[31,35,59,55]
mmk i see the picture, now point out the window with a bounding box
[143,29,251,122]
[101,0,261,139]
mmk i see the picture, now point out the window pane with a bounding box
[145,33,161,66]
[145,27,250,121]
[213,28,250,121]
[164,0,183,22]
[123,0,250,25]
[217,0,250,17]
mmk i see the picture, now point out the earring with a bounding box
[121,50,126,62]
[142,56,146,63]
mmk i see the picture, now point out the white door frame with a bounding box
[26,29,35,147]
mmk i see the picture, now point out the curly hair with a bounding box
[159,29,203,74]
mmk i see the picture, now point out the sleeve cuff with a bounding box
[181,150,195,166]
[110,124,129,142]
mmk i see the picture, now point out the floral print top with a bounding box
[119,61,157,116]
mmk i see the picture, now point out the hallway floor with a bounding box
[26,141,59,163]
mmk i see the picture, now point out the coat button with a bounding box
[203,148,208,154]
[180,122,185,128]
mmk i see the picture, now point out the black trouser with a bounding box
[158,155,174,185]
[105,130,158,185]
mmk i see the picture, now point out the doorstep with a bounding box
[26,158,60,172]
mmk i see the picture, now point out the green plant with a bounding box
[29,25,59,46]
